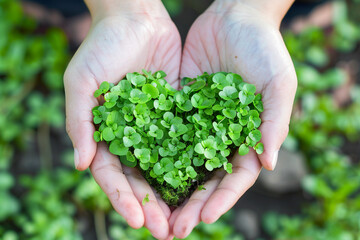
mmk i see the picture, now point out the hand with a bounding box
[170,0,297,238]
[64,1,181,239]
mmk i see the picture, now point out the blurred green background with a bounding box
[1,0,360,239]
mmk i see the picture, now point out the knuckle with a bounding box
[108,189,121,202]
[91,161,122,176]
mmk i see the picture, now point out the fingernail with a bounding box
[74,148,80,169]
[272,150,279,170]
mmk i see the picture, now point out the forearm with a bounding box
[237,0,294,24]
[214,0,294,27]
[84,0,164,22]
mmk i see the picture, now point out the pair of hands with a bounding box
[64,0,297,239]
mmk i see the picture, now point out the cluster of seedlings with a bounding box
[93,70,263,205]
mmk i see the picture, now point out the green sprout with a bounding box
[93,70,264,205]
[142,194,150,206]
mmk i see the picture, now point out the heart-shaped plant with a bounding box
[92,70,264,206]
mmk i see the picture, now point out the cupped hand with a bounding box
[170,0,297,238]
[64,1,181,239]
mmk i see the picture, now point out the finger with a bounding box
[258,67,297,170]
[90,142,144,228]
[168,206,183,240]
[157,196,172,220]
[173,171,225,239]
[201,150,261,224]
[169,206,182,229]
[123,166,170,240]
[64,68,98,170]
[165,235,175,240]
[152,186,172,220]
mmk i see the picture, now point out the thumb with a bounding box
[64,68,98,170]
[257,67,297,170]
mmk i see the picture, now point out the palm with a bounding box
[171,3,297,238]
[182,5,294,91]
[69,15,181,90]
[64,11,181,240]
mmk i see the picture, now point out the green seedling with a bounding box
[142,194,150,206]
[93,70,264,205]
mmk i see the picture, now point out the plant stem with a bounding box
[219,117,225,124]
[94,209,109,240]
[38,122,52,170]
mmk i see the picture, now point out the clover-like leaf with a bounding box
[238,144,249,155]
[243,83,256,94]
[154,94,173,111]
[194,143,205,154]
[212,73,230,90]
[190,80,206,91]
[153,162,165,176]
[219,86,238,100]
[154,70,167,79]
[148,124,164,139]
[123,126,141,147]
[118,80,132,99]
[205,157,221,171]
[249,129,262,142]
[93,113,103,125]
[142,84,159,98]
[229,124,242,140]
[222,108,237,119]
[109,139,128,156]
[193,157,204,167]
[129,89,150,104]
[102,127,115,141]
[127,73,146,87]
[253,94,264,112]
[94,81,110,97]
[254,142,264,154]
[205,160,214,171]
[94,131,101,142]
[161,158,174,172]
[186,166,197,179]
[224,163,233,174]
[239,91,255,105]
[120,152,137,168]
[226,73,242,85]
[134,148,151,163]
[169,123,188,138]
[94,89,103,98]
[164,172,181,188]
[204,148,216,159]
[140,162,150,170]
[106,111,121,127]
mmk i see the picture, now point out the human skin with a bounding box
[64,0,296,239]
[169,0,297,238]
[64,0,181,239]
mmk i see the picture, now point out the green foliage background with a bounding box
[263,1,360,239]
[1,0,360,239]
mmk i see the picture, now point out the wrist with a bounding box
[213,0,294,27]
[84,0,164,22]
